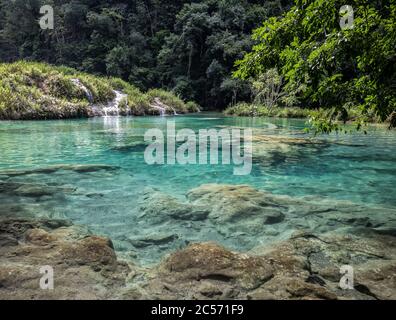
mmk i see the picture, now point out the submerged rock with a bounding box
[0,164,119,177]
[0,217,129,300]
[188,184,285,225]
[139,190,210,222]
[14,184,60,197]
[1,214,395,300]
[129,231,396,300]
[1,181,395,300]
[128,234,179,248]
[0,181,77,201]
[137,183,396,251]
[250,231,396,300]
[160,242,274,290]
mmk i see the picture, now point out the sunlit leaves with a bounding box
[234,0,396,132]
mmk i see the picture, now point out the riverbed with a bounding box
[1,113,395,265]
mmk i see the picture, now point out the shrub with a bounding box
[224,102,310,118]
[146,89,186,113]
[186,101,201,113]
[0,61,197,119]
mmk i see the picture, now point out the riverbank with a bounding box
[0,61,200,120]
[224,103,311,119]
[224,103,390,132]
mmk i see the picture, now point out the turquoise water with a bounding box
[1,114,396,264]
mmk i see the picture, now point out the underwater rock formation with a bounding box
[0,217,129,299]
[1,214,396,300]
[2,215,394,300]
[1,180,395,300]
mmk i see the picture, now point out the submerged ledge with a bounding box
[0,216,395,300]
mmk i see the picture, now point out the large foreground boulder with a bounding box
[0,218,130,300]
[121,231,396,300]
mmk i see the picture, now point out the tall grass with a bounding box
[224,102,310,118]
[0,61,198,120]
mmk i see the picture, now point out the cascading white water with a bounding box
[150,97,177,116]
[71,79,94,103]
[151,105,166,117]
[71,79,178,118]
[71,79,128,117]
[102,90,127,117]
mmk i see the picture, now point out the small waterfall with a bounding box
[71,79,177,118]
[102,90,127,117]
[151,105,166,117]
[71,78,128,117]
[150,97,177,116]
[71,79,94,103]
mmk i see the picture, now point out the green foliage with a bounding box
[0,61,89,119]
[157,0,292,108]
[186,101,201,113]
[146,89,188,114]
[251,68,284,108]
[0,0,292,109]
[224,102,311,118]
[0,61,194,119]
[234,0,396,132]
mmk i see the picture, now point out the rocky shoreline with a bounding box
[1,215,395,300]
[1,208,395,300]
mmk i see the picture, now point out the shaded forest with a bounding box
[0,0,394,131]
[0,0,292,109]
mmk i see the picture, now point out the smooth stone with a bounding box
[0,234,18,247]
[1,181,76,197]
[86,193,105,199]
[0,217,130,300]
[187,184,285,228]
[14,184,57,197]
[0,164,119,177]
[128,234,179,248]
[1,215,395,300]
[139,191,210,222]
[371,227,396,237]
[159,242,274,291]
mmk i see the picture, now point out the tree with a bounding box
[234,0,396,131]
[0,0,293,109]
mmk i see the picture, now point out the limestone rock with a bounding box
[0,218,130,300]
[128,234,179,248]
[251,231,396,300]
[0,164,119,177]
[187,184,285,234]
[139,191,210,222]
[160,242,274,291]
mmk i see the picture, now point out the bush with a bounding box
[0,61,197,119]
[224,102,310,118]
[146,89,188,114]
[186,101,201,113]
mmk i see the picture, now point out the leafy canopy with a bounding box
[234,0,396,132]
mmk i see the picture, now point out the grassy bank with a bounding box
[0,61,199,120]
[224,102,388,133]
[224,103,311,119]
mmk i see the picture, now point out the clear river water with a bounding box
[1,114,395,265]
